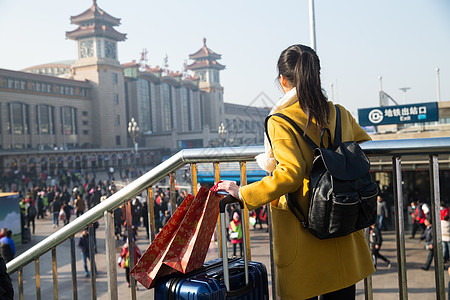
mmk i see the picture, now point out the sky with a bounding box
[1,0,449,116]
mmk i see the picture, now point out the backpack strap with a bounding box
[264,113,316,227]
[269,113,319,149]
[333,105,342,148]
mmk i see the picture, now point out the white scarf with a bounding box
[256,88,298,172]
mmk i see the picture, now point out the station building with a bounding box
[0,1,269,177]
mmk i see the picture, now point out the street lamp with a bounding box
[128,117,140,154]
[218,122,227,147]
[399,87,411,104]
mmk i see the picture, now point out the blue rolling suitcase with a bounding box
[154,195,269,299]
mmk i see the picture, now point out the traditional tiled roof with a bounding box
[186,60,225,71]
[189,38,221,60]
[70,0,121,26]
[66,23,126,41]
[66,1,126,41]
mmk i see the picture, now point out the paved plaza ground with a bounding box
[9,212,447,299]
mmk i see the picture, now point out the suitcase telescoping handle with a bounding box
[220,195,253,296]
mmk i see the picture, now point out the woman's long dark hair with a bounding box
[277,44,329,130]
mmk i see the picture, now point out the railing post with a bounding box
[147,187,156,241]
[429,154,445,299]
[169,172,176,214]
[51,248,58,300]
[104,210,118,300]
[88,225,97,300]
[265,170,277,300]
[364,228,373,300]
[126,200,137,300]
[191,163,198,196]
[34,258,41,300]
[392,156,408,300]
[240,161,251,261]
[214,162,223,259]
[18,268,24,300]
[70,236,78,300]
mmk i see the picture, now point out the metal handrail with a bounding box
[6,137,450,297]
[7,137,450,273]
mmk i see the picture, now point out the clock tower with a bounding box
[186,38,225,130]
[66,0,127,148]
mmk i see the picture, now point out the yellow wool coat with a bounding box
[240,102,375,299]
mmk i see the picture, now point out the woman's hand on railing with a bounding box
[217,180,240,200]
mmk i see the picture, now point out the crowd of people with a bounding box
[375,192,450,271]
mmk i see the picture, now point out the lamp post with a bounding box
[218,122,227,147]
[128,118,140,168]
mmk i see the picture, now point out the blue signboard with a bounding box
[358,102,439,126]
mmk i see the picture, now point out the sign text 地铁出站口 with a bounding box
[357,102,439,126]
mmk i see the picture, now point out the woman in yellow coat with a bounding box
[218,44,375,299]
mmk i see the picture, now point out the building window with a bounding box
[112,73,118,84]
[115,115,120,126]
[182,87,192,131]
[9,103,30,135]
[138,79,152,133]
[116,136,121,145]
[83,130,89,135]
[82,111,88,117]
[82,120,88,126]
[61,106,77,135]
[36,105,55,135]
[162,83,173,131]
[114,93,119,104]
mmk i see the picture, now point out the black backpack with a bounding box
[28,205,37,218]
[266,105,378,239]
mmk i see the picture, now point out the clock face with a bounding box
[80,40,93,58]
[105,41,116,59]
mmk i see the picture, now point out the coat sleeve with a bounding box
[240,117,307,211]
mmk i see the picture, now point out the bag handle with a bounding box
[219,195,250,294]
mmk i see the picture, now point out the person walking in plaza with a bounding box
[119,238,141,288]
[36,191,45,219]
[78,228,97,277]
[50,196,62,228]
[218,44,374,299]
[410,201,426,239]
[369,224,391,269]
[75,194,86,218]
[420,218,434,270]
[63,201,73,225]
[229,211,243,258]
[377,195,388,231]
[441,214,450,263]
[0,230,15,263]
[26,202,37,234]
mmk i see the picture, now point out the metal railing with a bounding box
[6,137,450,300]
